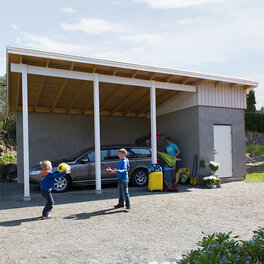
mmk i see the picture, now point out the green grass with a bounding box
[246,173,264,182]
[246,144,264,156]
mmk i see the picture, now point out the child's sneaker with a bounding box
[114,204,124,208]
[125,207,131,211]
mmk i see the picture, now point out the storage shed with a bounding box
[6,46,258,199]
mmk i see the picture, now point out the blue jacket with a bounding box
[40,170,66,190]
[116,158,130,180]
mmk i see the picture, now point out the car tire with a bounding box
[131,169,148,187]
[54,174,71,192]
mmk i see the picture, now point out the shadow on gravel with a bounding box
[0,216,44,227]
[64,207,126,220]
[0,182,194,211]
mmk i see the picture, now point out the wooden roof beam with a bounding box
[214,81,222,88]
[92,66,97,73]
[149,73,157,80]
[182,77,193,85]
[131,71,137,78]
[230,83,237,89]
[100,87,120,111]
[110,88,139,114]
[123,90,149,115]
[198,79,206,85]
[67,81,87,113]
[51,79,68,112]
[166,76,174,83]
[14,56,23,110]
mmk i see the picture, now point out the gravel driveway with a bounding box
[1,181,263,264]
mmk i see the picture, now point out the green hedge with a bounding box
[177,227,264,263]
[245,112,264,133]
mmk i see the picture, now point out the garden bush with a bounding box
[177,227,264,263]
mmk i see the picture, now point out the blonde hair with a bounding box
[119,148,127,156]
[39,160,51,170]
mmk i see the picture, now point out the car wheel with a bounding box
[54,175,71,192]
[131,169,148,187]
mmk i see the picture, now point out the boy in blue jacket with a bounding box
[106,148,131,211]
[39,160,70,218]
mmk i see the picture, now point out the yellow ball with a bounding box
[58,163,69,173]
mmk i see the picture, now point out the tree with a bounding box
[246,90,256,112]
[0,75,16,147]
[261,106,264,113]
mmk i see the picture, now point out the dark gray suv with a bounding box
[30,145,152,192]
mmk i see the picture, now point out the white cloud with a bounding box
[60,7,76,13]
[11,24,18,30]
[17,32,87,54]
[61,18,118,34]
[120,33,162,43]
[134,0,224,9]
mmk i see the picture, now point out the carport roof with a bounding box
[7,46,258,118]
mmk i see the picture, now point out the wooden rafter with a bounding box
[182,77,193,85]
[34,60,49,111]
[230,83,237,89]
[67,81,87,112]
[82,97,93,113]
[198,79,206,85]
[70,62,75,71]
[113,69,118,76]
[131,71,137,78]
[214,81,222,88]
[100,87,120,111]
[149,73,157,80]
[110,88,140,114]
[51,79,68,112]
[123,90,149,115]
[15,56,23,110]
[166,76,174,83]
[92,66,97,73]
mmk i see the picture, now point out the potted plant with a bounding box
[203,175,221,188]
[209,161,220,176]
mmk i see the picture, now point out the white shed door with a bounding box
[213,125,233,177]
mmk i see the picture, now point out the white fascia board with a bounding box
[11,63,196,92]
[7,46,258,88]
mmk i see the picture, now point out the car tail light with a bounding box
[157,158,160,164]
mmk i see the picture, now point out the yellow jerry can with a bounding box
[148,171,163,191]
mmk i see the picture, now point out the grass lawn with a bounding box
[246,173,264,182]
[246,144,264,156]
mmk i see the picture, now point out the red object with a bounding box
[157,158,160,164]
[148,134,160,141]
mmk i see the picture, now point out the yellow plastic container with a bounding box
[148,171,163,191]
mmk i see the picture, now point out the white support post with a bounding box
[93,73,102,194]
[21,65,31,200]
[150,81,157,164]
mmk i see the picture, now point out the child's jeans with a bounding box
[118,179,130,208]
[41,189,54,216]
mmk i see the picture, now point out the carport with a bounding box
[7,47,200,200]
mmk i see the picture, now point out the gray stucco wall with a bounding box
[157,107,200,171]
[17,112,150,183]
[157,106,246,180]
[198,106,246,178]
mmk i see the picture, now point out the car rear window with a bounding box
[108,149,134,160]
[130,148,151,157]
[87,150,108,162]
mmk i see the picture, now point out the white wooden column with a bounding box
[21,65,31,200]
[150,81,157,164]
[93,73,102,194]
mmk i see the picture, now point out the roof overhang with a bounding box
[7,46,258,117]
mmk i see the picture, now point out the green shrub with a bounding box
[245,112,264,133]
[177,227,264,263]
[0,153,17,164]
[246,144,264,156]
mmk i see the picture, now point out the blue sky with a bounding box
[1,0,263,109]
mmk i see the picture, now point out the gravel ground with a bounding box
[0,181,263,264]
